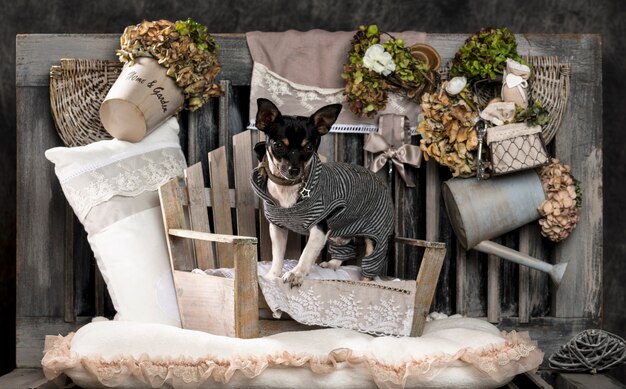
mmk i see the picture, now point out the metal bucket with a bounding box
[100,57,184,142]
[442,170,546,250]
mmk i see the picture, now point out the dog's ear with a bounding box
[310,104,342,135]
[253,141,267,162]
[256,98,282,132]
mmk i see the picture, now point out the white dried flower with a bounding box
[445,76,467,95]
[362,44,396,76]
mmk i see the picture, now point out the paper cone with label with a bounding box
[100,57,184,142]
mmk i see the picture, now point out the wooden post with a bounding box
[234,242,259,338]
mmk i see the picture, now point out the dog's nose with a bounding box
[288,167,300,176]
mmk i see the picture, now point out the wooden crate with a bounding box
[158,132,446,338]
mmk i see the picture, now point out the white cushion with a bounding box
[45,118,186,327]
[42,317,543,388]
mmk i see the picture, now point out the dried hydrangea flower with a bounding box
[117,18,223,111]
[417,84,479,177]
[537,159,582,242]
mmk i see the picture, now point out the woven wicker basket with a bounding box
[525,56,571,144]
[467,56,570,144]
[50,59,122,147]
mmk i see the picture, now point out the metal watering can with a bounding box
[442,170,567,285]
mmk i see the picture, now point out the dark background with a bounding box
[2,0,624,382]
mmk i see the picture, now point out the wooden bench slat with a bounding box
[233,131,258,238]
[209,147,235,268]
[169,229,257,244]
[158,177,195,271]
[185,163,216,270]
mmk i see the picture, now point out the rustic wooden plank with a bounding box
[456,241,467,315]
[72,215,97,317]
[425,161,440,242]
[158,177,195,271]
[410,246,446,336]
[18,34,601,87]
[185,163,216,270]
[16,87,66,318]
[0,369,60,389]
[319,132,336,163]
[16,316,91,368]
[551,36,602,319]
[16,34,253,87]
[169,229,257,244]
[432,174,456,315]
[63,206,75,323]
[557,373,625,389]
[518,224,550,322]
[219,80,234,180]
[487,254,501,323]
[457,248,486,317]
[258,320,324,337]
[234,242,259,338]
[500,234,520,318]
[394,175,408,278]
[208,147,235,268]
[250,131,273,263]
[394,238,445,249]
[233,131,258,238]
[285,232,303,261]
[94,267,105,317]
[173,271,236,336]
[258,202,273,262]
[187,100,219,173]
[512,372,554,389]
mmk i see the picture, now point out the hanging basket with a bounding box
[49,58,122,147]
[525,56,571,144]
[446,55,570,145]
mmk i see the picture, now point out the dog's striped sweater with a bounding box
[250,154,393,278]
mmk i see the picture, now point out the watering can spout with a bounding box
[474,240,567,285]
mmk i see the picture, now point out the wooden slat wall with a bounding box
[15,33,602,368]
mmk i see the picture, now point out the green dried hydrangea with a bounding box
[117,18,223,111]
[449,27,524,82]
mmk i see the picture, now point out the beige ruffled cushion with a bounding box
[42,317,543,388]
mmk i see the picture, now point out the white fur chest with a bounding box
[267,180,300,208]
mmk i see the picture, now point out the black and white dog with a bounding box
[250,98,393,287]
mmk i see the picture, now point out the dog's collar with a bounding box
[256,156,314,199]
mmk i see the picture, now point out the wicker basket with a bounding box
[50,59,122,147]
[446,56,570,145]
[525,56,571,144]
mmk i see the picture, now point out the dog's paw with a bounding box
[319,259,342,270]
[282,269,305,288]
[263,269,283,280]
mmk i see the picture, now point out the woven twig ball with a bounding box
[549,329,626,373]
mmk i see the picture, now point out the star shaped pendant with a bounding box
[299,186,311,199]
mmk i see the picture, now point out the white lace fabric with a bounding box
[259,277,416,337]
[60,147,186,221]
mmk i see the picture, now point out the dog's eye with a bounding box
[272,141,286,153]
[303,143,314,153]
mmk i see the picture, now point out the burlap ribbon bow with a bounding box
[363,115,422,187]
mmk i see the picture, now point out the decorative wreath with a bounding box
[341,25,438,117]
